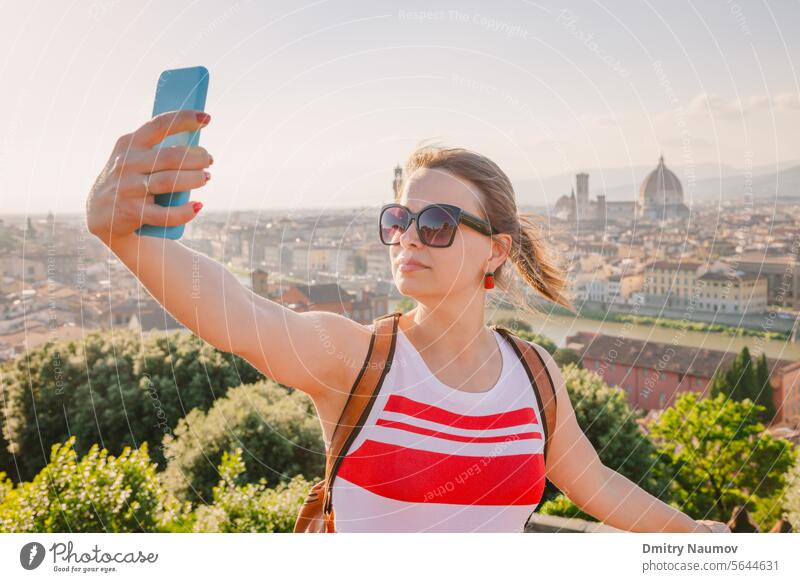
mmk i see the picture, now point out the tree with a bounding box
[0,328,262,481]
[647,392,796,522]
[538,364,671,518]
[553,348,582,369]
[753,353,776,423]
[710,347,776,424]
[161,380,324,504]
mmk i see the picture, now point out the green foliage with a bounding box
[395,297,417,313]
[161,380,324,505]
[647,392,796,522]
[560,364,671,499]
[553,348,583,369]
[0,472,11,505]
[191,448,311,533]
[0,328,262,481]
[784,460,800,531]
[749,489,789,532]
[710,347,776,424]
[0,436,176,532]
[539,493,597,522]
[754,353,776,423]
[556,304,789,341]
[0,436,312,533]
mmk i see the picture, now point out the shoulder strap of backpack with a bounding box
[490,324,558,464]
[322,310,401,515]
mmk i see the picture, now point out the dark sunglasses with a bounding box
[379,203,499,248]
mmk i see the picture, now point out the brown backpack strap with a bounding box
[321,310,401,516]
[491,325,558,464]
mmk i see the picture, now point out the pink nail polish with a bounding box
[196,112,211,125]
[192,201,203,214]
[204,171,211,182]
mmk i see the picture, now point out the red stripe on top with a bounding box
[375,418,541,443]
[336,439,546,506]
[383,394,538,430]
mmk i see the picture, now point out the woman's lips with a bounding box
[397,262,428,272]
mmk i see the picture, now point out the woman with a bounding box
[86,109,729,533]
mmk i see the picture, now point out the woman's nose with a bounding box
[399,218,423,247]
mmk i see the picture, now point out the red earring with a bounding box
[484,271,495,289]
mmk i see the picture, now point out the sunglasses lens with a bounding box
[418,206,457,247]
[380,206,409,244]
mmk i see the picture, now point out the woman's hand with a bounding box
[86,109,213,244]
[694,519,731,533]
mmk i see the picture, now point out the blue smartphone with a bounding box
[136,66,210,239]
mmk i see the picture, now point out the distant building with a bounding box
[778,362,800,424]
[393,164,403,197]
[554,172,637,225]
[367,246,392,279]
[643,259,702,308]
[638,154,690,221]
[554,173,607,224]
[734,252,800,309]
[119,297,184,333]
[566,332,796,423]
[696,269,768,314]
[278,282,388,324]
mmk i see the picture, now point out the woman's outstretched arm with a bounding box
[531,345,729,533]
[85,109,371,402]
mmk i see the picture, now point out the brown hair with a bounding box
[396,141,575,314]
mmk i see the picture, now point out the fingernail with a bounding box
[208,154,214,165]
[196,112,211,125]
[203,171,211,182]
[192,201,203,214]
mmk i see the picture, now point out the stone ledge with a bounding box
[525,513,625,533]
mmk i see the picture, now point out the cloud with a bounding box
[687,92,800,118]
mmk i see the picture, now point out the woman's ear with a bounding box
[491,233,512,268]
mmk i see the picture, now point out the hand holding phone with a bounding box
[85,71,212,246]
[137,66,210,239]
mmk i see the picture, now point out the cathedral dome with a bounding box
[638,154,688,220]
[640,154,683,200]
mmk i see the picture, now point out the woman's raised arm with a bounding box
[85,110,371,402]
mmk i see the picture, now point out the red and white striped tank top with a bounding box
[329,326,547,532]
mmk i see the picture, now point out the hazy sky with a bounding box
[1,0,798,215]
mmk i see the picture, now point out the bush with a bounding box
[161,380,324,504]
[561,364,670,498]
[191,448,311,533]
[539,493,597,522]
[784,459,800,531]
[0,436,177,532]
[0,328,262,481]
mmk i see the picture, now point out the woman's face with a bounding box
[389,167,508,302]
